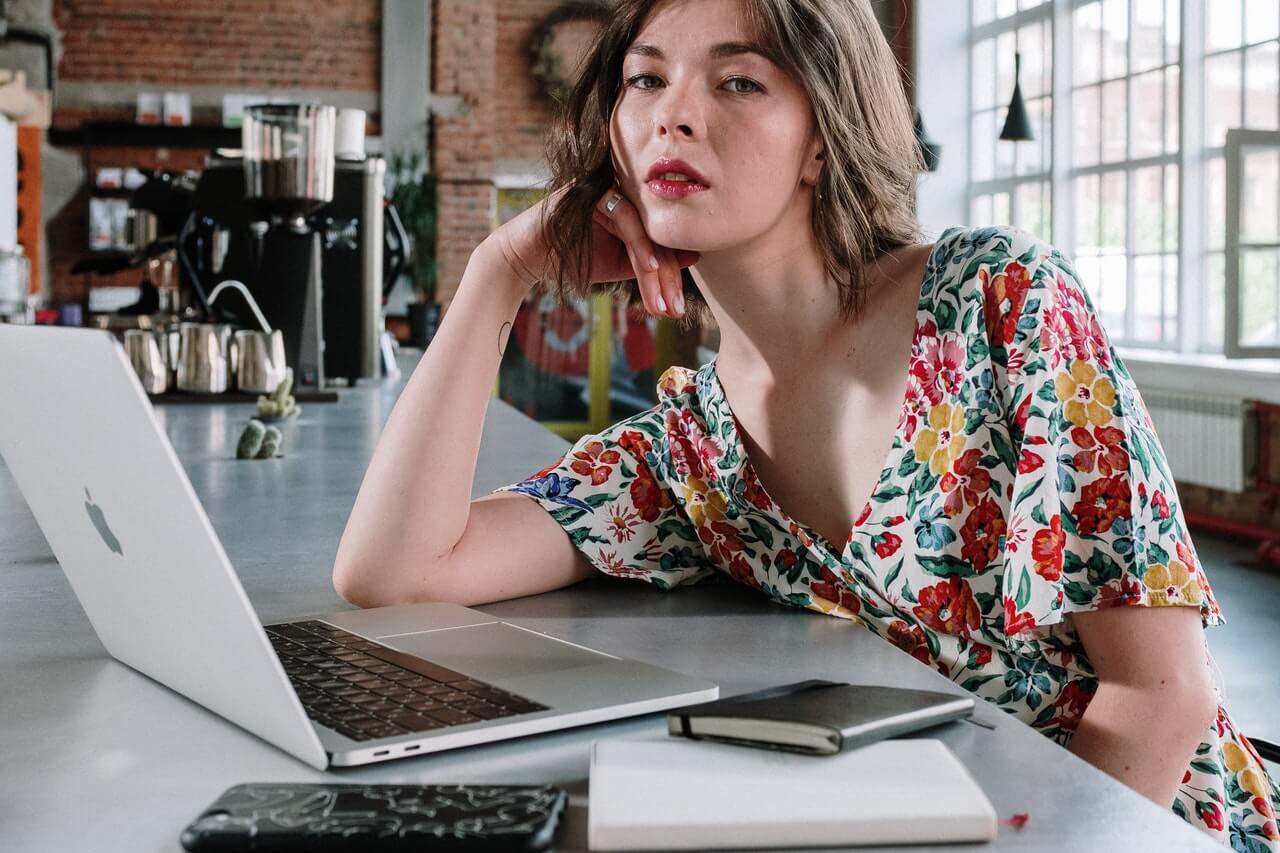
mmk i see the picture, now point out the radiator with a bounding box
[1141,390,1258,493]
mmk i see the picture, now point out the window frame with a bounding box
[964,0,1280,359]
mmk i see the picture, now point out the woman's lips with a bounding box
[646,178,711,200]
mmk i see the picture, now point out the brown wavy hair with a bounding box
[535,0,924,333]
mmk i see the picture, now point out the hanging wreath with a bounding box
[529,1,611,106]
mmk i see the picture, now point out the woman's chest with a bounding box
[732,385,906,553]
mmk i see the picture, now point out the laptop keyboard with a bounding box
[265,620,550,742]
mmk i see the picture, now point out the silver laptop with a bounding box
[0,325,718,769]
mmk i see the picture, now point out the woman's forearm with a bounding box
[1067,680,1218,808]
[333,239,530,606]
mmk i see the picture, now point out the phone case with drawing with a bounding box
[179,782,568,852]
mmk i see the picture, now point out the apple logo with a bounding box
[84,488,123,556]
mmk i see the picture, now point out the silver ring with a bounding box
[604,193,622,214]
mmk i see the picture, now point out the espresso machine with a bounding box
[177,104,389,387]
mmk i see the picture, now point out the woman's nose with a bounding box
[654,82,702,138]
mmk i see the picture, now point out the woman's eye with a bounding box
[724,77,762,94]
[622,74,762,95]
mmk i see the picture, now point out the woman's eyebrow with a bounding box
[624,41,770,62]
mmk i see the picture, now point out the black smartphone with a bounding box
[179,782,568,852]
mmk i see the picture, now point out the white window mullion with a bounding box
[1178,0,1205,354]
[1052,0,1076,251]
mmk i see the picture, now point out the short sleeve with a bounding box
[490,405,717,591]
[987,230,1225,641]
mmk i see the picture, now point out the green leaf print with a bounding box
[960,674,1001,692]
[1130,428,1152,479]
[1226,775,1253,805]
[657,517,692,541]
[883,558,904,590]
[1031,502,1049,526]
[1015,568,1032,610]
[1085,551,1124,587]
[917,554,978,578]
[633,416,661,438]
[897,452,916,477]
[747,516,775,549]
[1059,502,1079,535]
[584,492,612,509]
[1036,380,1058,403]
[1063,579,1095,606]
[934,298,957,333]
[1190,759,1220,775]
[990,429,1018,474]
[550,505,587,525]
[1148,541,1171,566]
[963,407,984,435]
[1013,477,1041,510]
[965,337,989,371]
[872,485,906,503]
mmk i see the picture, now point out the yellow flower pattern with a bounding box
[678,474,727,528]
[1054,358,1117,428]
[1143,560,1204,607]
[913,402,967,476]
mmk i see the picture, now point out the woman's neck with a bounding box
[693,234,929,387]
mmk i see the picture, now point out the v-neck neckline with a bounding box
[703,227,959,565]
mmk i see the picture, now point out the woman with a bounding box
[333,0,1279,845]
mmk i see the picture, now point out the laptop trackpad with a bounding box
[378,622,609,682]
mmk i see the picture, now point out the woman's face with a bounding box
[609,0,823,253]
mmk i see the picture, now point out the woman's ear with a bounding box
[802,148,825,187]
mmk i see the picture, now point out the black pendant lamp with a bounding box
[999,52,1035,142]
[914,108,942,172]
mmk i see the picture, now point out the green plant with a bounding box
[387,149,440,304]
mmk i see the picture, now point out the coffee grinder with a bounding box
[184,104,336,388]
[238,103,335,387]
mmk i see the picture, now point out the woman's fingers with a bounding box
[596,188,682,317]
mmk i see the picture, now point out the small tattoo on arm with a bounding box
[498,320,512,357]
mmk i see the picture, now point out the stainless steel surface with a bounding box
[361,156,386,380]
[0,246,30,312]
[126,207,158,252]
[122,328,169,394]
[0,351,1219,852]
[233,329,287,394]
[175,322,231,393]
[207,279,274,334]
[241,103,336,207]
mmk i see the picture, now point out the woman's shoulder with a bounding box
[924,224,1088,340]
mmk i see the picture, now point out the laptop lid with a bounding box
[0,326,327,769]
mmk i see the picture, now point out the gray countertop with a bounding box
[0,350,1217,852]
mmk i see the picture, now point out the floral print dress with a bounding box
[493,224,1280,849]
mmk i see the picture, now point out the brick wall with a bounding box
[48,0,381,303]
[497,0,563,163]
[431,0,497,311]
[432,0,562,310]
[54,0,379,93]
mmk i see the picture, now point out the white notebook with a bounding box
[588,736,997,850]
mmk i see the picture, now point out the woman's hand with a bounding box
[484,183,700,319]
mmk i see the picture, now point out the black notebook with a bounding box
[666,679,976,755]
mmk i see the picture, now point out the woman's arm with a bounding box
[1066,605,1219,808]
[332,240,531,606]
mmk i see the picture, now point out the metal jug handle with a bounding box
[206,280,274,335]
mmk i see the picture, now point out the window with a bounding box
[969,2,1053,240]
[1069,0,1180,346]
[963,0,1280,358]
[1199,0,1279,350]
